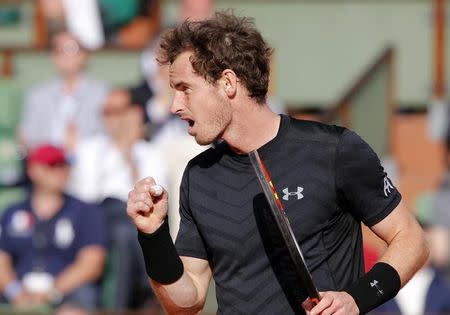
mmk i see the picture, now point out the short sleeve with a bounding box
[175,164,208,259]
[76,203,108,249]
[336,129,401,227]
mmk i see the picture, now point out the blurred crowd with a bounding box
[0,0,212,314]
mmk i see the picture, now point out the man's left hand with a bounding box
[29,292,50,305]
[302,291,359,315]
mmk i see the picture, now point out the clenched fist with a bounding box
[127,177,169,233]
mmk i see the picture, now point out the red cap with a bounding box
[27,144,68,166]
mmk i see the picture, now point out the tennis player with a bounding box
[127,11,428,315]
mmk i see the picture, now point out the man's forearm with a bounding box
[150,270,206,315]
[377,220,429,286]
[146,254,212,315]
[369,202,429,287]
[0,252,19,291]
[54,246,105,295]
[0,251,27,303]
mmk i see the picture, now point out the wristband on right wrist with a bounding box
[344,262,401,315]
[4,280,22,301]
[137,219,184,284]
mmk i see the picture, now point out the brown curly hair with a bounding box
[157,11,273,104]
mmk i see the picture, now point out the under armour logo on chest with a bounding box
[282,187,304,200]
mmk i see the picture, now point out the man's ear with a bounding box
[220,69,238,98]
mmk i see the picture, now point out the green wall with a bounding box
[12,51,142,89]
[165,0,445,108]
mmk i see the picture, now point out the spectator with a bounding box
[67,88,168,309]
[99,0,161,49]
[426,128,450,279]
[18,31,108,153]
[38,0,66,38]
[39,0,160,49]
[130,45,185,141]
[67,88,168,203]
[0,145,107,314]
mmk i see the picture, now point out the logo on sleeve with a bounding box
[383,176,395,197]
[282,187,304,201]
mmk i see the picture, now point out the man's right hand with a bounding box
[127,177,169,234]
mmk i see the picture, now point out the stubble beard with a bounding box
[194,98,231,146]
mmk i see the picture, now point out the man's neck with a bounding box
[112,129,141,153]
[63,74,81,93]
[31,189,64,220]
[222,103,281,154]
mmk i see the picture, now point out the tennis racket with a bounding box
[249,150,320,304]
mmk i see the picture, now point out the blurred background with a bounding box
[0,0,450,314]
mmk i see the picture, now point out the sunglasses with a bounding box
[53,40,83,56]
[102,106,130,116]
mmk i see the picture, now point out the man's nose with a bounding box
[170,91,184,114]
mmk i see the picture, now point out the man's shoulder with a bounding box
[287,116,346,144]
[81,76,109,92]
[186,142,226,171]
[0,199,30,221]
[26,79,60,99]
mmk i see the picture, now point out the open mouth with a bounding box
[188,119,195,127]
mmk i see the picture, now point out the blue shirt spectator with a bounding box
[0,144,107,313]
[0,194,107,280]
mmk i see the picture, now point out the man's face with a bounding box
[51,32,88,78]
[169,51,232,145]
[28,163,70,193]
[102,91,132,137]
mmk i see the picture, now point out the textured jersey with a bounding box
[175,115,401,315]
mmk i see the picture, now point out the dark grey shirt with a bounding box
[175,115,401,315]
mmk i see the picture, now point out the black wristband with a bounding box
[344,262,401,315]
[137,219,184,284]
